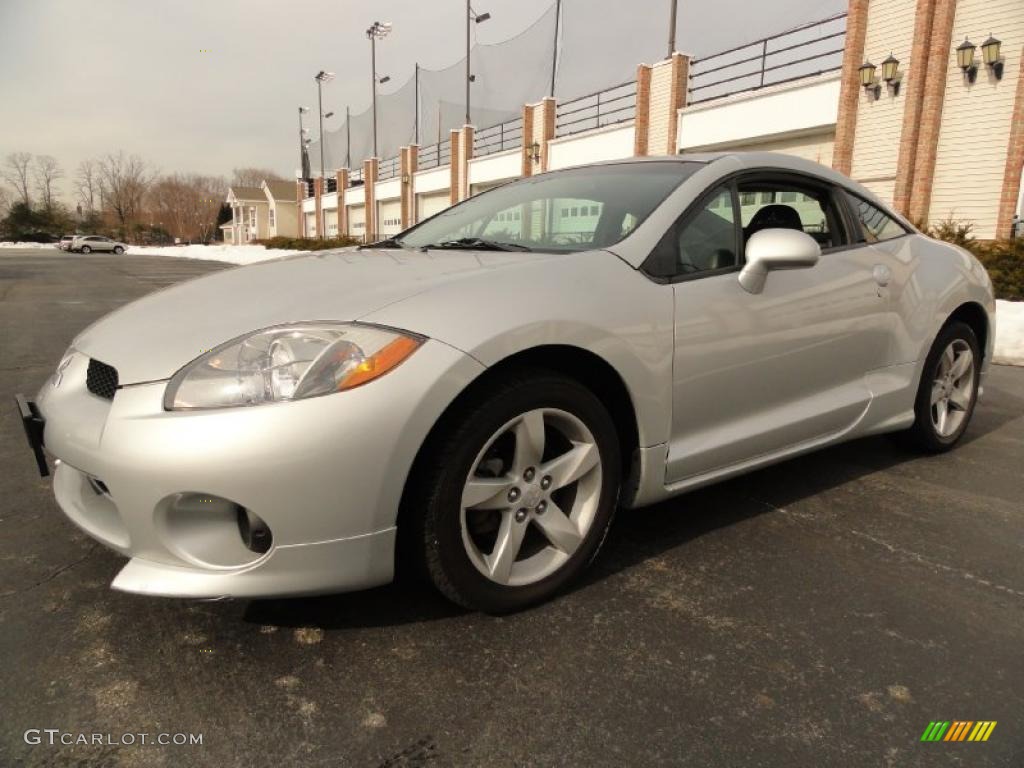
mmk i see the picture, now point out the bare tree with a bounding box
[75,159,100,211]
[0,186,11,218]
[97,152,153,229]
[148,173,227,242]
[33,155,63,209]
[231,167,284,187]
[3,152,33,205]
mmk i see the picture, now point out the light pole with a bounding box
[366,21,393,158]
[314,70,335,179]
[466,4,491,125]
[298,106,311,178]
[667,0,678,59]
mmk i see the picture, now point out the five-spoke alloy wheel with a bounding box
[905,321,981,452]
[409,371,621,613]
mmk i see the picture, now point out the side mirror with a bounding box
[738,228,821,294]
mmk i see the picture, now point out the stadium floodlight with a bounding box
[366,21,393,157]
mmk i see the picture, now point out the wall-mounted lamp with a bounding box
[525,141,541,163]
[981,34,1004,79]
[859,60,880,99]
[880,52,901,95]
[957,38,978,83]
[401,173,411,184]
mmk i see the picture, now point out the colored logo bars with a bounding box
[921,721,997,742]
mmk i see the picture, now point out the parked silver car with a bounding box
[18,153,995,612]
[72,235,126,254]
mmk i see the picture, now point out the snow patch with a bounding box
[0,241,57,248]
[995,299,1024,366]
[125,244,302,265]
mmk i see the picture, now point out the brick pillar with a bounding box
[832,0,870,175]
[459,125,474,199]
[892,0,938,216]
[448,129,461,205]
[521,104,536,177]
[537,97,555,172]
[400,145,419,228]
[666,53,691,155]
[363,157,378,242]
[313,176,323,238]
[335,168,349,237]
[634,63,653,156]
[908,0,958,225]
[296,180,306,238]
[997,47,1024,239]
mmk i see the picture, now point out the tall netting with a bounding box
[310,0,853,173]
[312,4,556,172]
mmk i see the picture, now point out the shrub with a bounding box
[258,236,360,251]
[927,218,1023,301]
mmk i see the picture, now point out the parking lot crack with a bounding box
[0,543,99,598]
[849,530,1024,600]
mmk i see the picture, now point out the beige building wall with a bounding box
[270,200,299,238]
[849,0,919,202]
[928,0,1024,237]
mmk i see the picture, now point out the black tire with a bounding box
[407,370,621,613]
[80,245,91,254]
[902,321,981,453]
[113,246,124,255]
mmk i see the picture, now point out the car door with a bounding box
[663,172,892,483]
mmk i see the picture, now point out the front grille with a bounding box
[86,359,119,399]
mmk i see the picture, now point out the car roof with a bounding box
[548,151,914,231]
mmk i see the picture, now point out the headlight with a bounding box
[164,323,423,410]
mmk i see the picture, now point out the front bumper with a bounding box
[31,342,484,598]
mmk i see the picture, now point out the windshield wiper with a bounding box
[359,237,422,252]
[428,237,533,252]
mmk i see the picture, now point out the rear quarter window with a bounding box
[845,192,908,243]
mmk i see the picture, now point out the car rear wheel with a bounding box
[903,321,980,452]
[80,245,91,254]
[411,371,621,613]
[113,246,124,254]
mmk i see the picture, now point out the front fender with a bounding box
[362,250,676,448]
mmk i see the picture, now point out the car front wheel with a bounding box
[904,320,981,452]
[113,246,124,254]
[411,371,621,613]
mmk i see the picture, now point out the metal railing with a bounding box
[473,117,524,157]
[350,167,363,184]
[688,13,847,104]
[418,140,445,170]
[555,80,637,138]
[378,155,400,180]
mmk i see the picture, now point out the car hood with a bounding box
[73,248,548,383]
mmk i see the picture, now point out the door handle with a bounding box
[872,264,892,287]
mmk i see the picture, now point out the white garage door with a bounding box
[378,199,402,236]
[324,209,338,237]
[417,191,450,223]
[304,212,316,238]
[348,204,366,241]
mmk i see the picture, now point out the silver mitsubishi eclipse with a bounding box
[17,153,995,613]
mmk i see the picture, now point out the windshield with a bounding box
[398,162,700,252]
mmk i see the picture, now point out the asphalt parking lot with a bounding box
[1,248,1022,767]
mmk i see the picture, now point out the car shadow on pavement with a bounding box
[241,383,1022,631]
